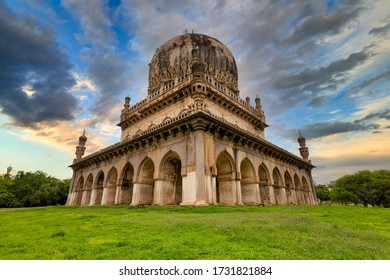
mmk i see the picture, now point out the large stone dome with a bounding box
[148,33,238,93]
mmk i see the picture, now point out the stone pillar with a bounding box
[153,180,164,205]
[269,185,276,205]
[235,179,243,205]
[211,175,217,204]
[66,175,76,206]
[256,183,262,204]
[131,183,141,206]
[114,185,121,205]
[90,186,98,206]
[193,118,208,206]
[102,185,116,205]
[280,187,288,205]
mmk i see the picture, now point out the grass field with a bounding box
[0,205,389,260]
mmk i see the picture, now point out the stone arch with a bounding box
[75,176,84,206]
[137,157,155,205]
[302,176,310,204]
[119,163,134,205]
[92,171,104,205]
[160,151,182,205]
[102,167,117,205]
[272,167,284,204]
[81,173,93,206]
[216,151,236,205]
[294,174,304,204]
[162,116,171,123]
[284,171,294,204]
[240,158,258,205]
[259,164,271,204]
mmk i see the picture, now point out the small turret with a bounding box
[74,130,87,163]
[297,130,310,162]
[124,96,130,110]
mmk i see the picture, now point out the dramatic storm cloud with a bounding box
[0,2,76,127]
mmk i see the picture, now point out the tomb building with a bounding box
[66,33,317,206]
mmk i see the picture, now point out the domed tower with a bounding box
[119,33,267,140]
[148,33,238,96]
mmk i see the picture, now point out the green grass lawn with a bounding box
[0,205,389,260]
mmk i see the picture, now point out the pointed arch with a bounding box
[160,150,182,205]
[216,151,236,205]
[240,158,258,205]
[93,171,104,205]
[284,171,294,204]
[294,174,303,204]
[81,174,93,206]
[272,167,284,205]
[119,163,134,205]
[75,176,84,205]
[137,157,155,205]
[259,163,271,204]
[259,163,270,184]
[102,167,118,205]
[272,167,282,185]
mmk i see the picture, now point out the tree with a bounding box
[315,184,331,204]
[0,176,20,207]
[331,170,390,207]
[0,170,71,208]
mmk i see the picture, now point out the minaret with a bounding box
[6,165,12,175]
[297,130,310,162]
[124,96,130,110]
[74,130,87,163]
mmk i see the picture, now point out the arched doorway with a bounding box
[284,171,294,204]
[93,171,104,205]
[294,174,303,204]
[216,152,236,205]
[82,174,93,205]
[259,164,271,204]
[272,168,284,204]
[138,157,155,205]
[75,176,84,205]
[161,152,182,205]
[103,167,117,205]
[240,158,258,205]
[119,163,134,205]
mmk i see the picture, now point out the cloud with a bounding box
[349,69,390,96]
[296,121,379,139]
[285,5,364,45]
[369,18,390,37]
[0,2,77,127]
[62,0,132,123]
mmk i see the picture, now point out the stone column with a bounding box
[268,185,276,204]
[153,180,164,205]
[131,183,141,206]
[90,187,97,206]
[235,179,243,205]
[193,118,208,206]
[255,183,262,204]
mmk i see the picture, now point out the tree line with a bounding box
[316,170,390,208]
[0,171,70,208]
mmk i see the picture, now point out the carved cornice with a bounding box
[73,108,313,172]
[118,76,268,132]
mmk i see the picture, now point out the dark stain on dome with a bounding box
[149,33,238,85]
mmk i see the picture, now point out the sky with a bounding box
[0,0,389,183]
